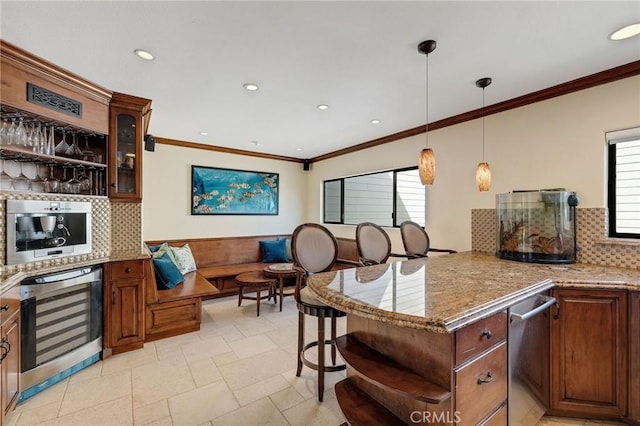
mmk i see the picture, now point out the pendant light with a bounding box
[475,77,492,192]
[417,40,437,185]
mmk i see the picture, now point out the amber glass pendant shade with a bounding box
[476,161,491,191]
[419,148,436,185]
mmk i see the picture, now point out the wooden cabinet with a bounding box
[629,291,640,424]
[108,93,151,202]
[1,40,109,196]
[336,311,507,425]
[104,260,145,355]
[453,312,508,426]
[550,288,627,419]
[0,288,21,426]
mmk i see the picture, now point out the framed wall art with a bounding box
[191,165,279,215]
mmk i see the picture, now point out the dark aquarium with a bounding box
[496,190,579,264]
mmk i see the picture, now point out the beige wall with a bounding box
[306,76,640,253]
[142,144,307,241]
[142,77,639,249]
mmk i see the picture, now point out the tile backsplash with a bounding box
[472,208,640,269]
[1,193,141,276]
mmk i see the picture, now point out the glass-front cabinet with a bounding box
[108,93,152,201]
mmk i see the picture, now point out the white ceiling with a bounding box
[1,1,639,159]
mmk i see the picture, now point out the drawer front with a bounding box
[455,311,507,365]
[478,403,507,426]
[146,298,201,335]
[455,342,507,426]
[109,260,145,281]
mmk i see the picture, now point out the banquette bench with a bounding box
[143,235,359,341]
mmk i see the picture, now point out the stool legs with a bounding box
[296,311,304,377]
[317,315,325,402]
[331,317,337,365]
[238,286,243,307]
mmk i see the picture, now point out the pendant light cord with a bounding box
[482,87,485,162]
[425,53,429,149]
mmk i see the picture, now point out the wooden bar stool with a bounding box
[235,271,277,316]
[291,223,347,402]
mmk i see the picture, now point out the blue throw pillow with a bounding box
[260,239,288,263]
[152,252,184,289]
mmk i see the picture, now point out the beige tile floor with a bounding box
[5,295,625,426]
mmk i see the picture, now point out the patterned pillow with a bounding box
[171,243,197,274]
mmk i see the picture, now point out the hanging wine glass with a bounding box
[36,122,45,154]
[81,134,95,162]
[55,128,70,155]
[30,159,46,192]
[15,117,28,148]
[44,163,59,193]
[72,133,83,158]
[63,165,81,194]
[0,118,9,146]
[28,122,38,152]
[79,167,92,194]
[47,125,56,156]
[7,118,16,145]
[65,132,80,157]
[0,158,15,190]
[12,157,31,191]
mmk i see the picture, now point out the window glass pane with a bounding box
[323,180,342,223]
[613,139,640,235]
[344,172,393,226]
[395,169,425,226]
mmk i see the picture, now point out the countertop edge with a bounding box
[1,252,149,294]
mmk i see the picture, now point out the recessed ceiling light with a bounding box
[296,148,303,152]
[199,131,208,136]
[610,23,640,40]
[243,83,259,91]
[317,104,329,110]
[251,140,260,146]
[370,119,381,124]
[134,49,154,61]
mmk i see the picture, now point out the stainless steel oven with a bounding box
[20,266,102,400]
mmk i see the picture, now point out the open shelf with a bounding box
[0,146,106,168]
[335,334,451,404]
[335,378,404,426]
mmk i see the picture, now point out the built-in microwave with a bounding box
[6,199,92,265]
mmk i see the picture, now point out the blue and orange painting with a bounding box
[191,166,279,215]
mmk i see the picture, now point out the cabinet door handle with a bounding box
[1,337,10,359]
[112,291,116,305]
[1,304,9,311]
[110,183,116,188]
[125,267,132,273]
[477,371,493,384]
[0,341,7,363]
[481,329,492,340]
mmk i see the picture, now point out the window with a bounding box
[608,127,640,238]
[323,167,425,226]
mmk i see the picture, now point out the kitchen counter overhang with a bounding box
[306,251,640,333]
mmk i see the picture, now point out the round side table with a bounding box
[263,263,299,312]
[235,271,277,316]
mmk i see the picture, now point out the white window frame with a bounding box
[322,166,425,227]
[607,127,640,239]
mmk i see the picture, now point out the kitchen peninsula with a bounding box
[307,252,640,425]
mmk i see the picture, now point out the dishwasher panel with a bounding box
[508,293,555,426]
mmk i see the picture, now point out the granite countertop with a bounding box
[306,251,640,334]
[0,251,149,294]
